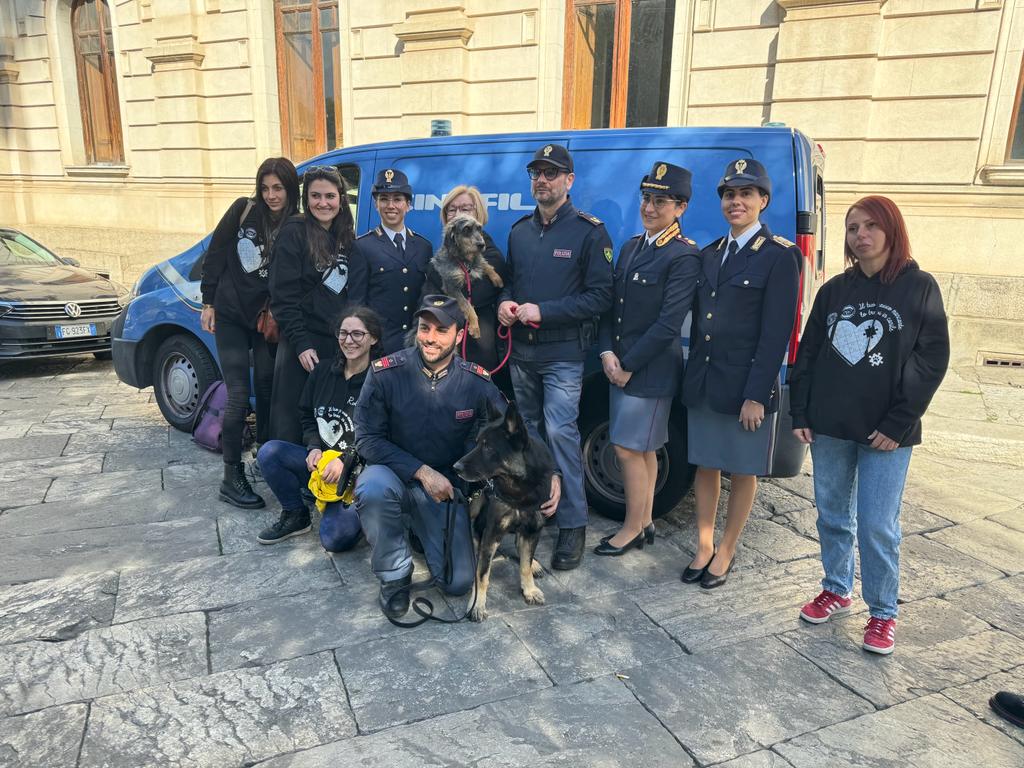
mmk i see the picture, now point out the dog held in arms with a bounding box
[431,214,504,340]
[453,400,555,621]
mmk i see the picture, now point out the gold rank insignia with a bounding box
[655,163,668,181]
[656,220,681,247]
[735,159,748,174]
[432,299,445,306]
[543,145,553,157]
[604,247,613,263]
[752,236,766,251]
[773,234,796,248]
[384,169,394,183]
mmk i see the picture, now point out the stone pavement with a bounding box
[0,356,1023,768]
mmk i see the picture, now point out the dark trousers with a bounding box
[269,333,337,444]
[213,317,274,464]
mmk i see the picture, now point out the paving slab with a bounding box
[914,452,1024,504]
[335,619,551,732]
[768,473,815,502]
[216,507,308,555]
[0,434,69,462]
[0,452,103,483]
[0,476,51,510]
[714,752,795,768]
[775,503,954,543]
[942,575,1024,639]
[45,468,163,503]
[942,665,1024,747]
[632,559,824,653]
[45,405,106,421]
[504,591,682,684]
[662,513,775,571]
[256,675,691,767]
[780,598,1023,708]
[0,613,207,716]
[79,652,353,768]
[899,534,1005,601]
[623,637,873,765]
[989,505,1024,532]
[114,547,342,622]
[902,469,1019,523]
[775,693,1024,767]
[0,424,29,440]
[926,518,1024,574]
[755,482,816,516]
[163,459,226,490]
[0,703,88,768]
[0,570,117,645]
[731,519,820,563]
[62,426,169,456]
[0,517,218,585]
[99,402,164,419]
[101,443,208,472]
[26,419,113,435]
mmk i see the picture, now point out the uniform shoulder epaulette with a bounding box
[577,211,602,226]
[406,228,429,242]
[511,212,533,228]
[655,221,681,248]
[371,352,405,372]
[773,234,796,248]
[677,236,697,246]
[356,227,382,240]
[706,236,727,252]
[460,360,491,380]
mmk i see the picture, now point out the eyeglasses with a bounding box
[640,193,681,209]
[447,205,477,216]
[527,167,564,181]
[337,330,368,342]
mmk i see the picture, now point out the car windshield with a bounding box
[0,231,64,267]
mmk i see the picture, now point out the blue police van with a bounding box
[113,126,826,520]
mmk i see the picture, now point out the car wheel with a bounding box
[93,350,113,360]
[580,406,695,522]
[152,334,219,432]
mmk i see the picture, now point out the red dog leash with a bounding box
[457,262,534,376]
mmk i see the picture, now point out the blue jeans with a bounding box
[257,439,360,549]
[354,464,474,594]
[510,360,587,528]
[810,433,913,619]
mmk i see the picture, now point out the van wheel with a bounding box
[152,334,219,432]
[580,407,695,522]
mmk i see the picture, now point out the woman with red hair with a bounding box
[789,195,949,655]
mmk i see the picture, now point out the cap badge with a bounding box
[734,159,748,174]
[384,169,394,183]
[543,145,553,157]
[432,299,446,306]
[655,163,668,181]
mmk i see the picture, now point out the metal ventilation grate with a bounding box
[982,355,1024,368]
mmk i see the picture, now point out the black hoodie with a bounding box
[789,262,949,447]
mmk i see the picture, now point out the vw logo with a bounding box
[64,302,82,318]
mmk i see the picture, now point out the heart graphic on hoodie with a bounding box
[831,319,884,366]
[317,416,345,447]
[237,238,262,273]
[322,264,349,294]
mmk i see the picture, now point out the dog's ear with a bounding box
[503,401,529,448]
[443,220,458,252]
[484,397,502,422]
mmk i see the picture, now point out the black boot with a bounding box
[257,506,311,544]
[379,574,412,619]
[551,526,587,570]
[219,462,265,509]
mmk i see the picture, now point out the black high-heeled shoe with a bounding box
[644,523,655,545]
[593,531,645,556]
[681,548,716,583]
[700,552,735,589]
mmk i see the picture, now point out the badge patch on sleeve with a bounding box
[553,249,572,259]
[604,247,613,263]
[455,409,475,421]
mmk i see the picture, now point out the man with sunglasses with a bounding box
[355,167,433,353]
[498,143,613,571]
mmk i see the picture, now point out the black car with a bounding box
[0,228,130,359]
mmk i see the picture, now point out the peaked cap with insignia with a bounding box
[527,143,573,172]
[717,157,771,202]
[640,161,692,202]
[372,167,412,198]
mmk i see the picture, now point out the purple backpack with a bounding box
[192,380,227,452]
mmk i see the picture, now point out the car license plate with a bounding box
[55,323,97,338]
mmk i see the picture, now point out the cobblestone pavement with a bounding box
[1,356,1023,767]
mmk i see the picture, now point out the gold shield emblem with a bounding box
[543,145,553,157]
[432,299,446,307]
[655,163,668,181]
[734,159,748,174]
[384,169,395,183]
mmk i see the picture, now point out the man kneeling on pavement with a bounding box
[354,295,561,619]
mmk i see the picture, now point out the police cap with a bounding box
[372,167,413,198]
[527,143,573,173]
[640,161,692,202]
[717,158,771,202]
[414,295,465,329]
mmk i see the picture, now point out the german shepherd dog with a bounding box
[453,400,555,621]
[431,214,504,340]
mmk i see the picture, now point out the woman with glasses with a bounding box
[594,162,701,556]
[256,306,382,545]
[269,165,368,444]
[200,157,299,509]
[421,185,509,379]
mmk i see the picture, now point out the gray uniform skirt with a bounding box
[686,397,778,476]
[609,386,673,452]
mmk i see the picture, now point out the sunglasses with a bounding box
[337,330,368,342]
[527,167,565,181]
[304,165,341,180]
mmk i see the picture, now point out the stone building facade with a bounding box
[2,0,1023,365]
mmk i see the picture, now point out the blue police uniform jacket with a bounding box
[598,220,701,398]
[354,348,506,483]
[680,223,801,415]
[501,198,613,362]
[354,226,433,353]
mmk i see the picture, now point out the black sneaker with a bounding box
[551,526,586,570]
[379,574,412,619]
[257,507,311,545]
[220,462,265,509]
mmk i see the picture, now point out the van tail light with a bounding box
[788,234,815,366]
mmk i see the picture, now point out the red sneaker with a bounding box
[863,617,897,655]
[799,590,853,624]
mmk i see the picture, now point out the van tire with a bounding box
[580,401,695,522]
[152,334,219,432]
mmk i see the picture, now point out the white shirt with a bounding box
[723,220,761,264]
[382,225,408,246]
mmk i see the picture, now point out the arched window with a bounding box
[275,0,342,162]
[71,0,123,164]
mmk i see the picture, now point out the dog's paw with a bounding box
[469,605,489,622]
[522,587,545,606]
[530,559,544,578]
[468,320,481,339]
[491,274,504,288]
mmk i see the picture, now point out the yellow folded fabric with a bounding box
[308,450,346,512]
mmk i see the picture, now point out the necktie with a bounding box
[393,232,405,258]
[722,239,738,267]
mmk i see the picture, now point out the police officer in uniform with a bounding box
[498,144,613,571]
[679,158,801,589]
[354,295,521,619]
[354,168,433,354]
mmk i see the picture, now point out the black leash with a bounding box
[385,489,479,629]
